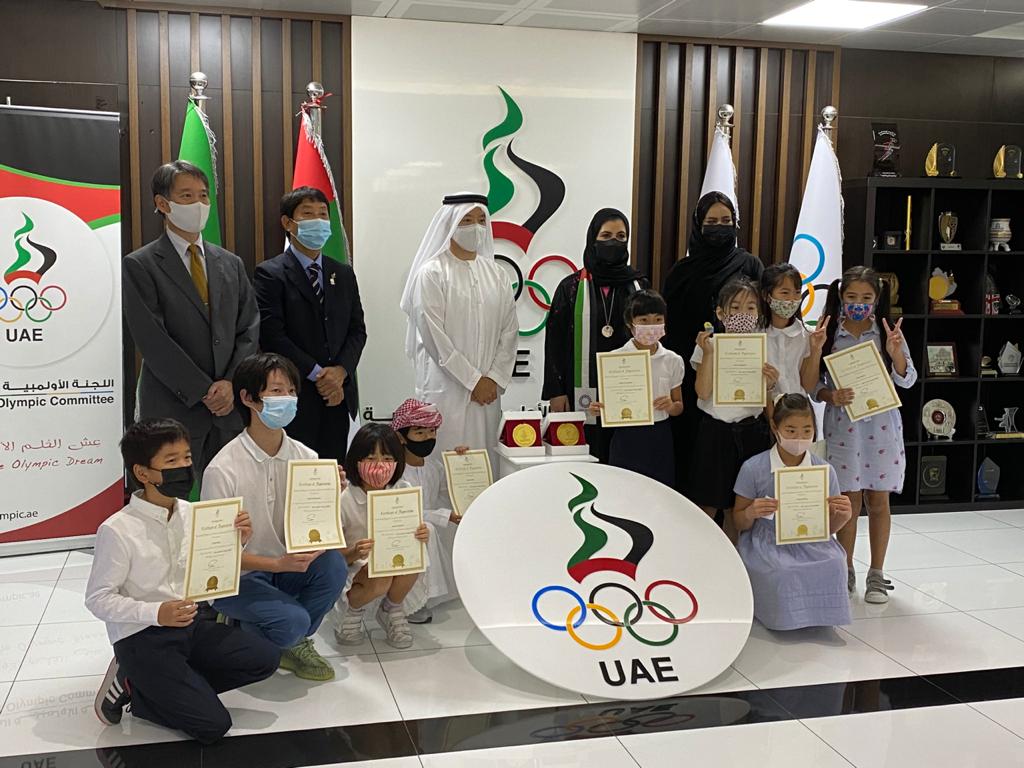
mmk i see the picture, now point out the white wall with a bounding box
[351,16,637,419]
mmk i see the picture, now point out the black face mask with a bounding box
[148,464,195,499]
[702,224,736,249]
[592,239,629,266]
[405,437,436,459]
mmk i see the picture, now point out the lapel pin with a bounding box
[330,273,336,286]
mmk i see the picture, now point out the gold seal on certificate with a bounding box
[184,497,243,601]
[824,340,902,422]
[774,465,830,545]
[367,487,425,577]
[442,449,493,518]
[713,333,767,407]
[596,349,654,427]
[285,459,346,553]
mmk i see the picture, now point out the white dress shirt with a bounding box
[690,336,766,423]
[766,322,811,396]
[85,491,192,644]
[201,429,317,563]
[165,227,206,277]
[613,340,685,423]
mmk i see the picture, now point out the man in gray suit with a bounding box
[123,160,259,481]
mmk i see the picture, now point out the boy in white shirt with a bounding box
[202,353,347,681]
[86,419,279,744]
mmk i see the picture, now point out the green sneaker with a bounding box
[279,637,335,681]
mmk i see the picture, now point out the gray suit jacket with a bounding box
[122,233,259,439]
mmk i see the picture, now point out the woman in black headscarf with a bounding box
[543,208,648,462]
[662,192,763,496]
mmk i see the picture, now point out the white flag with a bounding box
[789,125,843,327]
[699,126,739,222]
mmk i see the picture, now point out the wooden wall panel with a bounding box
[633,38,840,283]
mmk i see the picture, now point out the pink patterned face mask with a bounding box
[358,459,396,490]
[722,312,760,334]
[632,323,665,346]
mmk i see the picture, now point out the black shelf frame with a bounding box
[845,176,1024,514]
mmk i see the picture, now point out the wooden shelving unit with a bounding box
[844,176,1024,514]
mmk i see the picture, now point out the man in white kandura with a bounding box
[400,193,519,466]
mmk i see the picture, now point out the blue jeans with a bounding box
[215,549,348,649]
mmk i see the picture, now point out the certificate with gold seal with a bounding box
[774,465,830,545]
[442,449,493,518]
[367,486,425,577]
[824,340,901,422]
[596,349,654,427]
[713,333,767,407]
[285,459,346,553]
[184,497,243,601]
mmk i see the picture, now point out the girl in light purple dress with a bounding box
[733,394,853,631]
[813,266,916,605]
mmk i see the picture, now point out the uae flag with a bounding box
[177,100,222,245]
[293,109,349,263]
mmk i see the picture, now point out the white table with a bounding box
[495,449,599,479]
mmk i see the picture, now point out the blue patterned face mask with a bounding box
[843,302,874,322]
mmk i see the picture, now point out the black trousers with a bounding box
[290,383,352,462]
[113,618,280,744]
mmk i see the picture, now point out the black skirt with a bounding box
[687,411,771,509]
[608,418,674,487]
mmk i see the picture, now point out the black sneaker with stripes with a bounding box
[94,658,130,726]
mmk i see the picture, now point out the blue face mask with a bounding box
[257,395,298,430]
[843,302,874,322]
[293,218,332,251]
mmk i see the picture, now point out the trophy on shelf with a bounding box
[993,145,1023,179]
[990,218,1012,252]
[981,356,999,378]
[993,407,1024,440]
[938,211,961,251]
[925,142,958,177]
[998,341,1022,375]
[977,457,1001,501]
[878,272,901,317]
[985,272,1002,316]
[975,405,992,437]
[929,268,963,314]
[1006,295,1022,315]
[871,123,901,177]
[920,456,948,498]
[923,399,956,441]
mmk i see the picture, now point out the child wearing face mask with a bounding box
[335,423,431,649]
[690,277,775,541]
[202,353,347,682]
[589,290,683,486]
[391,398,467,624]
[816,266,915,605]
[760,263,830,400]
[733,394,853,630]
[86,418,280,743]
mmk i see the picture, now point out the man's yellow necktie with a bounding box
[188,243,208,305]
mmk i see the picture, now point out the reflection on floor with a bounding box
[2,509,1024,766]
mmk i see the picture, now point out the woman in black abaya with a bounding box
[662,192,763,497]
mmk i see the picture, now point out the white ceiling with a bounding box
[137,0,1024,57]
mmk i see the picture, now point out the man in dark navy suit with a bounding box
[254,187,366,461]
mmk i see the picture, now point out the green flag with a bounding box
[178,100,222,246]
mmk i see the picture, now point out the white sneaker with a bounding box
[334,607,366,645]
[865,570,894,604]
[376,603,414,649]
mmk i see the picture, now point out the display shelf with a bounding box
[846,176,1024,513]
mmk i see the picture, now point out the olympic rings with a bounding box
[527,254,577,310]
[624,601,679,646]
[533,585,587,631]
[0,283,67,324]
[512,280,551,337]
[532,580,698,650]
[566,603,621,651]
[792,233,826,285]
[494,254,525,302]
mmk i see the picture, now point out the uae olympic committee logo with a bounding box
[454,463,753,700]
[0,197,114,367]
[480,87,577,337]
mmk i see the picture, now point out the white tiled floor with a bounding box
[3,509,1024,765]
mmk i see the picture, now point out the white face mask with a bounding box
[777,436,814,457]
[166,200,211,235]
[452,223,487,253]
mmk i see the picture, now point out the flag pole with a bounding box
[306,81,325,141]
[188,71,209,114]
[716,103,734,143]
[821,105,838,138]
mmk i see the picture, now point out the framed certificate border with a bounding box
[367,486,426,577]
[183,496,243,601]
[442,449,493,518]
[713,333,767,408]
[284,459,345,553]
[824,340,902,422]
[596,349,655,428]
[774,465,830,545]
